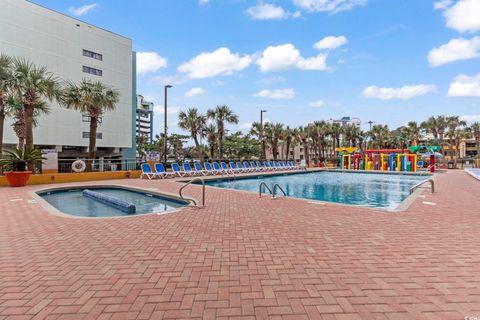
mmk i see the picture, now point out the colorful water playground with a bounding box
[336,146,442,173]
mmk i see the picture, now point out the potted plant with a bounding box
[0,148,44,187]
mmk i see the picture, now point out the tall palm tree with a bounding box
[329,123,343,153]
[0,54,13,152]
[446,116,466,161]
[264,122,284,160]
[11,58,61,151]
[370,124,389,149]
[61,79,119,171]
[178,107,206,162]
[203,123,217,160]
[406,121,420,146]
[295,126,311,165]
[471,122,480,159]
[207,105,238,159]
[283,126,294,160]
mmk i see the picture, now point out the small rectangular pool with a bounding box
[38,187,188,218]
[204,171,429,210]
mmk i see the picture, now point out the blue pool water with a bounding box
[204,171,429,210]
[38,187,187,217]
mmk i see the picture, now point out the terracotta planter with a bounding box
[4,171,32,187]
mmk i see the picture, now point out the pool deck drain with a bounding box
[0,170,479,319]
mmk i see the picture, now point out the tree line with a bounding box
[0,54,119,171]
[139,109,480,165]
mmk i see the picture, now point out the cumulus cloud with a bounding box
[447,73,480,96]
[293,0,367,14]
[199,0,210,6]
[442,0,480,33]
[309,100,324,107]
[153,105,181,116]
[255,88,296,99]
[313,36,348,50]
[239,122,253,129]
[434,0,453,10]
[136,52,167,74]
[427,36,480,67]
[246,3,300,20]
[178,47,252,78]
[362,85,438,100]
[256,43,328,72]
[68,3,97,16]
[460,114,480,123]
[185,87,206,97]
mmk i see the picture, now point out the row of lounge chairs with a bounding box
[141,160,304,179]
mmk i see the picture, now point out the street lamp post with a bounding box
[164,85,172,166]
[260,110,267,160]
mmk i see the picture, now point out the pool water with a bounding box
[205,171,429,210]
[38,187,187,217]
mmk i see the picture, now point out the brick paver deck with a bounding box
[1,170,479,319]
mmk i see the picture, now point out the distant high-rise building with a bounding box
[328,116,361,128]
[136,95,154,143]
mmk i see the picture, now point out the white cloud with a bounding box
[256,43,328,72]
[427,36,480,67]
[246,3,300,20]
[185,87,206,97]
[68,3,97,16]
[434,0,453,10]
[239,122,253,129]
[293,0,367,14]
[153,105,181,116]
[460,114,480,124]
[178,47,252,78]
[443,0,480,33]
[362,84,438,100]
[309,100,324,107]
[136,52,167,74]
[447,73,480,96]
[313,36,348,50]
[255,88,296,99]
[199,0,210,6]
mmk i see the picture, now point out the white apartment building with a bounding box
[0,0,136,160]
[136,95,154,143]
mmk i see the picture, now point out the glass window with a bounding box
[82,66,102,76]
[83,49,103,61]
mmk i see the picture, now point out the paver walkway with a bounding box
[0,170,479,319]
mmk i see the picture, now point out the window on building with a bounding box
[83,49,103,61]
[82,66,102,76]
[82,132,102,139]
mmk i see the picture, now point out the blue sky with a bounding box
[34,0,480,135]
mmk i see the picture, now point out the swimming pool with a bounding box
[38,186,188,218]
[204,171,429,210]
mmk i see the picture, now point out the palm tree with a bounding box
[264,122,284,160]
[203,123,217,160]
[370,124,389,149]
[471,122,480,159]
[0,54,13,152]
[295,126,311,165]
[329,123,343,155]
[283,126,294,160]
[178,107,206,162]
[446,116,466,161]
[61,79,119,171]
[11,58,61,151]
[207,105,238,159]
[406,121,420,146]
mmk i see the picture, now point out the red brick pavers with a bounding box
[1,170,479,319]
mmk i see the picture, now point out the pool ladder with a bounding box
[179,178,206,208]
[259,182,287,199]
[409,178,434,195]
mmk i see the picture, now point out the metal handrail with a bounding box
[273,183,286,198]
[259,182,273,198]
[410,179,434,195]
[179,178,206,207]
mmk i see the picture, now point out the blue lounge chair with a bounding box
[194,162,208,175]
[288,161,298,170]
[221,162,235,174]
[269,161,279,171]
[229,162,242,173]
[236,162,249,173]
[141,163,155,180]
[263,161,272,171]
[213,162,223,174]
[204,162,216,175]
[256,161,267,171]
[171,163,188,177]
[243,161,256,172]
[183,163,196,176]
[154,163,175,179]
